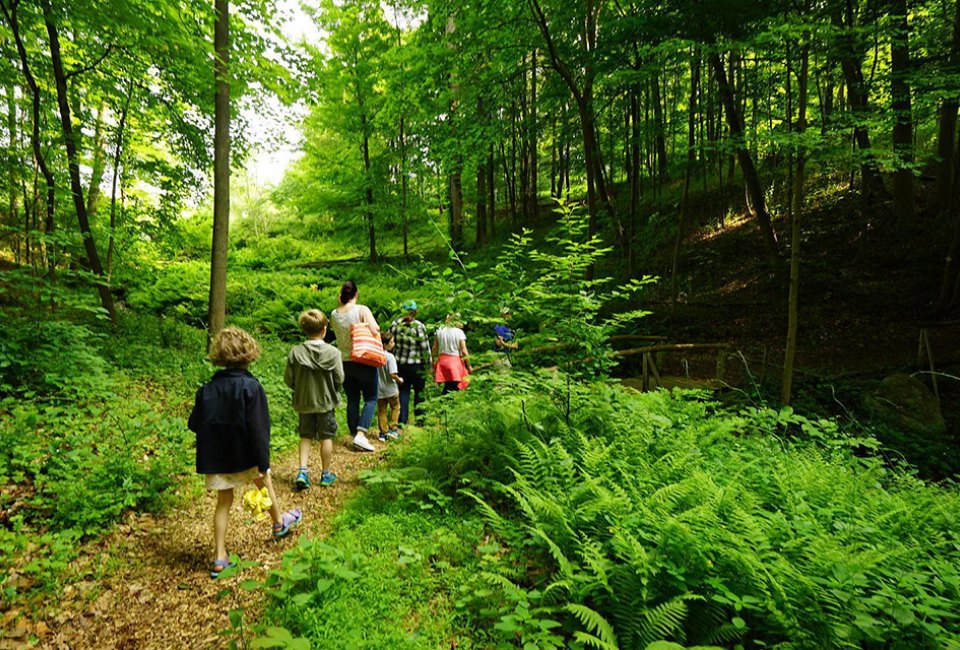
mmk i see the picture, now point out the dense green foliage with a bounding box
[2,0,960,646]
[263,377,960,649]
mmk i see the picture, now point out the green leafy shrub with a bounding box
[0,318,113,401]
[377,377,960,648]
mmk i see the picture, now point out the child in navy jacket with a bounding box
[189,327,302,577]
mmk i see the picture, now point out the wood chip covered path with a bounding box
[2,441,386,649]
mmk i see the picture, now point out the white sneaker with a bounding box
[352,432,375,452]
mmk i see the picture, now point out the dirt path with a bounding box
[3,441,385,649]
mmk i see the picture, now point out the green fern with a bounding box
[566,603,619,648]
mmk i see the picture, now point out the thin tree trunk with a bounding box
[783,36,810,406]
[935,0,960,214]
[5,82,19,264]
[3,1,56,286]
[519,53,529,224]
[889,0,916,223]
[359,111,377,261]
[107,85,132,279]
[530,48,539,221]
[476,97,487,247]
[85,103,107,221]
[446,13,463,251]
[834,0,889,207]
[488,145,495,236]
[399,115,409,258]
[710,51,780,261]
[628,88,641,276]
[43,0,117,319]
[671,48,700,316]
[208,0,230,338]
[653,69,668,182]
[500,139,517,225]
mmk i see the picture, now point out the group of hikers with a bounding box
[187,280,518,577]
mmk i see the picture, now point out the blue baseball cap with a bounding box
[402,300,418,311]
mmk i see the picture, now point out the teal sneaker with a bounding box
[386,429,400,441]
[320,470,337,487]
[295,468,310,491]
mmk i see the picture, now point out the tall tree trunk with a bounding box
[709,51,780,261]
[446,13,463,252]
[42,0,116,320]
[85,103,107,221]
[5,82,19,263]
[834,1,889,207]
[208,0,230,338]
[519,53,529,223]
[652,69,668,182]
[935,0,960,214]
[627,88,641,277]
[399,115,409,259]
[783,37,810,406]
[500,139,517,226]
[476,98,487,247]
[528,0,604,273]
[359,109,377,262]
[935,102,958,215]
[889,0,916,223]
[671,48,700,316]
[3,1,56,285]
[107,85,132,280]
[488,145,495,236]
[529,48,539,221]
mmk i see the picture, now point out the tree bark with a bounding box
[529,48,539,222]
[528,0,605,256]
[445,13,463,251]
[783,37,810,406]
[476,98,487,247]
[834,1,889,207]
[208,0,230,338]
[709,51,780,261]
[5,82,19,263]
[42,0,116,321]
[671,49,700,316]
[359,108,377,262]
[488,145,495,236]
[653,69,668,182]
[935,0,960,214]
[85,103,107,221]
[107,85,132,279]
[399,115,409,258]
[3,0,56,284]
[889,0,916,223]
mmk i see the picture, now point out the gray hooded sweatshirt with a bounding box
[284,340,344,413]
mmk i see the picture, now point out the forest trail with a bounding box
[3,440,386,649]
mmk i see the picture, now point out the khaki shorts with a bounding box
[298,410,337,440]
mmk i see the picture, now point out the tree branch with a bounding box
[65,44,114,80]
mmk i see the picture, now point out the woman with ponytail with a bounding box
[328,281,380,452]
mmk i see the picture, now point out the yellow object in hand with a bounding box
[242,486,272,520]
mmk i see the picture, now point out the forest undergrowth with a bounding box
[1,197,959,648]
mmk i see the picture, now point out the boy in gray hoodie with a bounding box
[284,310,344,489]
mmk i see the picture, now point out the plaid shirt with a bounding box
[390,318,432,366]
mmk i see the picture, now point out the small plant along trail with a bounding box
[10,442,383,650]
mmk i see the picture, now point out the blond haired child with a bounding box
[284,310,344,489]
[188,327,302,578]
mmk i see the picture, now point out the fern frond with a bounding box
[565,603,619,648]
[572,631,620,650]
[639,595,702,647]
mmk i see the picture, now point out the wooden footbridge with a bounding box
[509,334,731,391]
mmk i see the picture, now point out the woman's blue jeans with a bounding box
[343,361,378,435]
